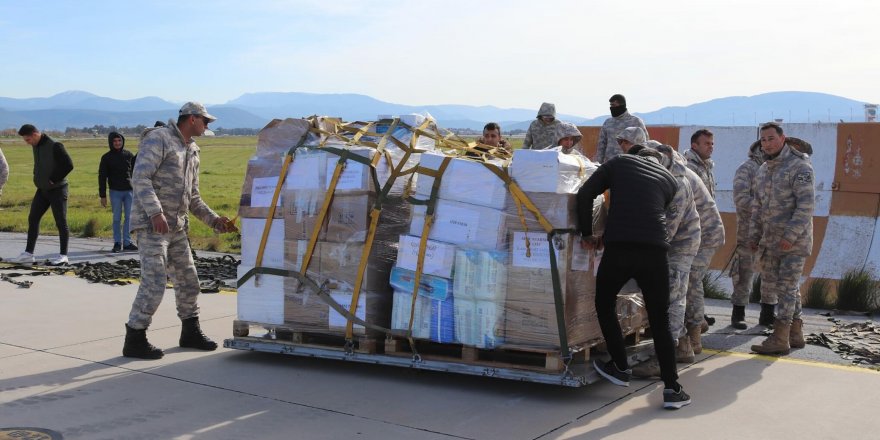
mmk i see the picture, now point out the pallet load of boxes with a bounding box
[234,114,648,376]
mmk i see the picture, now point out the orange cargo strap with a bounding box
[300,151,348,276]
[254,152,294,286]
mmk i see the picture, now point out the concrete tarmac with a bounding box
[2,233,879,439]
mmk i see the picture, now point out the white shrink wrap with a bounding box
[510,149,597,193]
[410,200,507,251]
[415,153,507,210]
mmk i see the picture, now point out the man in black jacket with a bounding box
[576,134,691,409]
[14,124,74,265]
[99,132,137,253]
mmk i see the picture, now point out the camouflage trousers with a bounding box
[127,229,201,330]
[758,253,805,324]
[730,244,766,306]
[667,269,690,339]
[685,247,718,328]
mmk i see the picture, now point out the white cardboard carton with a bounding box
[395,235,456,278]
[414,153,507,210]
[237,265,284,324]
[510,149,596,193]
[241,218,285,268]
[410,200,507,251]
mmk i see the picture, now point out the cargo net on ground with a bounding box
[235,114,648,372]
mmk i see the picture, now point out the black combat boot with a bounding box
[123,324,164,359]
[731,305,747,330]
[759,303,776,328]
[179,317,218,351]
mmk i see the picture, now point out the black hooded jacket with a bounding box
[98,132,136,197]
[576,153,677,249]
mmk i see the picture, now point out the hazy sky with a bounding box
[1,0,877,118]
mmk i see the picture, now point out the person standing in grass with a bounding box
[13,124,74,265]
[99,132,138,253]
[0,145,8,205]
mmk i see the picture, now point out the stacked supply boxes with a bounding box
[238,116,435,340]
[392,153,510,345]
[503,149,604,349]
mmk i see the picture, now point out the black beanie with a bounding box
[609,94,626,106]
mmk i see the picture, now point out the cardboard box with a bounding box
[414,153,508,210]
[254,118,312,159]
[237,265,285,325]
[283,192,374,243]
[241,218,285,268]
[410,199,507,251]
[504,192,577,230]
[392,290,455,343]
[395,235,456,278]
[509,231,572,270]
[389,266,453,301]
[239,158,285,219]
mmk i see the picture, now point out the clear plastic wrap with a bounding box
[237,116,647,357]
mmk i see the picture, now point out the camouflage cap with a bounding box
[179,102,217,122]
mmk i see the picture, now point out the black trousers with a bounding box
[26,185,70,255]
[595,243,679,388]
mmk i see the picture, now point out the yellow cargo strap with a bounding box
[300,151,348,276]
[345,207,382,340]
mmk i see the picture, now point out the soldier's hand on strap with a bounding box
[151,212,169,234]
[779,239,793,251]
[213,216,239,234]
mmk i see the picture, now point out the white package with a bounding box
[395,235,457,278]
[410,200,507,251]
[240,218,285,268]
[453,249,507,302]
[236,265,284,324]
[510,149,597,193]
[414,153,507,210]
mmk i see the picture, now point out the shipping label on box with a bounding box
[239,158,284,218]
[510,231,570,269]
[410,200,507,251]
[286,151,325,190]
[396,235,456,278]
[250,176,283,208]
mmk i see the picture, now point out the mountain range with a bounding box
[0,90,872,132]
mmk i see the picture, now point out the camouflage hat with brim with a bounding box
[179,101,217,122]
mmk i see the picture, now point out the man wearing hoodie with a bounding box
[122,102,237,360]
[14,124,74,265]
[547,122,585,156]
[595,94,647,164]
[99,132,138,253]
[577,131,691,409]
[523,102,562,149]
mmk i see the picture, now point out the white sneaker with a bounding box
[13,252,35,263]
[49,254,69,265]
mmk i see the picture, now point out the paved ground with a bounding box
[2,233,879,439]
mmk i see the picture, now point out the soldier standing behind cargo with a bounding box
[13,124,74,265]
[122,102,238,360]
[522,102,562,149]
[595,94,647,164]
[684,129,717,198]
[577,138,691,410]
[99,132,138,253]
[750,122,814,355]
[547,122,585,156]
[730,141,765,329]
[469,122,511,157]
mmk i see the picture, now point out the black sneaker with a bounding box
[663,387,692,409]
[123,243,139,251]
[593,359,631,387]
[112,242,122,253]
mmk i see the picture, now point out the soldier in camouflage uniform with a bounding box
[683,129,716,198]
[730,140,765,329]
[632,142,702,377]
[123,102,237,360]
[750,122,814,355]
[595,94,647,164]
[681,155,724,354]
[522,102,562,149]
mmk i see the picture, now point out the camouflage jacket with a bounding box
[683,148,716,199]
[677,152,724,251]
[733,142,764,245]
[595,111,646,164]
[665,158,701,270]
[523,120,561,149]
[131,120,220,233]
[749,144,814,256]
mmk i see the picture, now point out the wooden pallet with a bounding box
[383,337,592,372]
[232,321,380,354]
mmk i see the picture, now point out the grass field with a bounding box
[0,135,256,253]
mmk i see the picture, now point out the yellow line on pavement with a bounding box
[702,349,880,374]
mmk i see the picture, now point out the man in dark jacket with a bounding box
[576,138,691,409]
[14,124,74,265]
[99,132,138,253]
